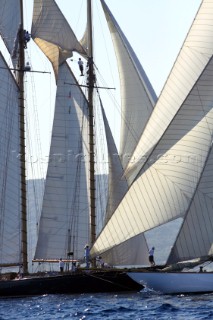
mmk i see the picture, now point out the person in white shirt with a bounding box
[148,247,155,266]
[78,58,84,76]
[59,258,65,272]
[96,256,104,268]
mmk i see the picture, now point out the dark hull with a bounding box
[0,270,143,297]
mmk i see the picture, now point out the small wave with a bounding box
[157,303,179,312]
[201,311,213,319]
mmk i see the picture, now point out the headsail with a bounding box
[168,139,213,264]
[124,0,212,182]
[101,0,157,172]
[100,233,149,267]
[91,39,213,259]
[34,62,90,260]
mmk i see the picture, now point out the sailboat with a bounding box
[0,0,161,296]
[91,0,213,294]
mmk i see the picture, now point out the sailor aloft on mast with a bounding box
[23,30,31,49]
[78,57,84,76]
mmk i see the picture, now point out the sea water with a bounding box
[0,289,213,319]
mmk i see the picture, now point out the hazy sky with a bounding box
[23,0,202,178]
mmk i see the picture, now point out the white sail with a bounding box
[32,0,86,76]
[125,0,213,182]
[0,0,21,56]
[91,48,213,258]
[168,143,213,264]
[0,53,21,266]
[100,233,149,267]
[101,0,157,171]
[101,102,128,222]
[34,62,90,260]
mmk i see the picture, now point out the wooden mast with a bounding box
[19,0,28,274]
[87,0,96,257]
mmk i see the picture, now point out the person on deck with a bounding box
[78,58,84,76]
[18,265,23,279]
[96,256,104,268]
[84,244,90,268]
[148,247,155,266]
[72,262,77,272]
[59,258,65,272]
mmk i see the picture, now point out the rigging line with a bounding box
[73,0,85,37]
[0,66,51,74]
[97,68,142,146]
[98,72,139,146]
[25,69,45,178]
[95,59,150,152]
[64,81,115,90]
[94,0,116,90]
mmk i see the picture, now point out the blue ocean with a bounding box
[0,289,213,319]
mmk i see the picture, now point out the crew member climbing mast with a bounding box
[23,30,31,49]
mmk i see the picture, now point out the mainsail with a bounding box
[34,62,90,260]
[0,0,26,269]
[0,53,21,266]
[0,1,21,56]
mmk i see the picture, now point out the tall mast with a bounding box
[19,0,28,273]
[87,0,96,250]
